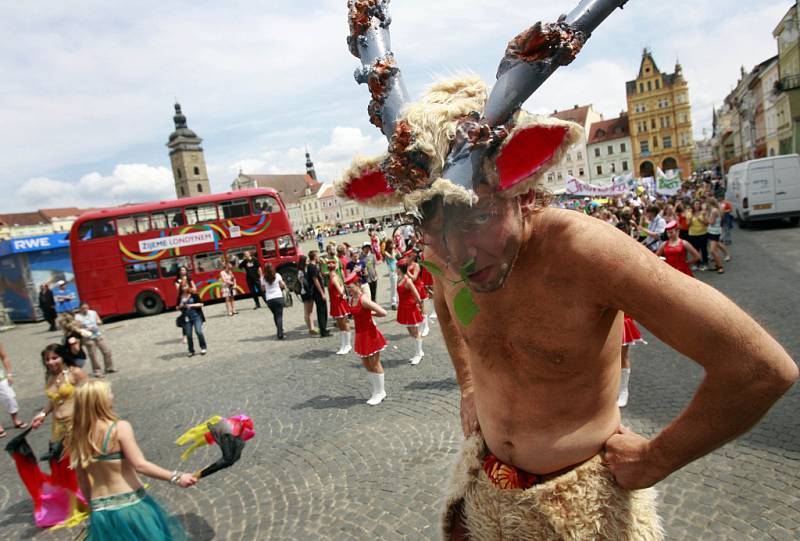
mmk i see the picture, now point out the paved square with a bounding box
[0,226,798,540]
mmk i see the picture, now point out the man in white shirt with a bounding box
[74,302,116,376]
[638,205,667,252]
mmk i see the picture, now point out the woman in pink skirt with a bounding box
[327,258,352,355]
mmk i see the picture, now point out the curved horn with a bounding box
[442,0,631,191]
[347,0,410,137]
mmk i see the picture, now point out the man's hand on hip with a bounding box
[603,426,667,490]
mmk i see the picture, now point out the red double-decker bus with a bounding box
[69,188,301,317]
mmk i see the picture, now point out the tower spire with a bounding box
[166,103,210,198]
[305,148,317,181]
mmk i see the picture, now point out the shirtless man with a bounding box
[420,182,797,538]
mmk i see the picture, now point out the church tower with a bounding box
[305,149,317,181]
[167,103,210,198]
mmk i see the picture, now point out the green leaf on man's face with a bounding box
[453,286,479,326]
[459,258,476,281]
[420,259,444,277]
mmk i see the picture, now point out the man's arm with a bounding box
[432,277,478,436]
[590,223,798,488]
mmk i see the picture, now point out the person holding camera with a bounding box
[177,283,206,357]
[635,205,667,253]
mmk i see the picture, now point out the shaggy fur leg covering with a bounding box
[441,435,664,540]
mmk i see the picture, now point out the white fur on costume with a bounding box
[442,436,664,541]
[337,75,583,212]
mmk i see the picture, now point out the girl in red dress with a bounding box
[345,273,388,405]
[405,250,431,337]
[326,259,351,355]
[396,260,425,365]
[657,220,701,277]
[618,313,647,408]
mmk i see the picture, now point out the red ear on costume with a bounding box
[494,125,569,192]
[344,169,396,201]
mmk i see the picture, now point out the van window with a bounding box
[77,219,116,241]
[217,199,250,220]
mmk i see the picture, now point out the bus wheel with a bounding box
[278,265,300,293]
[135,291,164,316]
[789,216,799,226]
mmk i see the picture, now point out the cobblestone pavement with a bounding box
[0,224,798,540]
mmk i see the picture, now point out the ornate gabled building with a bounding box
[626,49,694,178]
[167,103,211,198]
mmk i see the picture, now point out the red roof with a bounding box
[0,211,48,227]
[39,207,93,219]
[587,114,630,145]
[551,105,592,127]
[240,174,321,206]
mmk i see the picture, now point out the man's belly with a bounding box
[474,382,621,475]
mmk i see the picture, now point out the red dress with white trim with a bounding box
[396,277,423,326]
[328,280,350,319]
[410,262,429,300]
[662,240,694,277]
[350,293,387,357]
[622,314,646,346]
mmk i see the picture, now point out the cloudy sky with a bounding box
[1,0,792,212]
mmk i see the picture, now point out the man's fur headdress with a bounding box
[335,0,630,211]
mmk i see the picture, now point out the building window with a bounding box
[568,169,573,177]
[651,118,656,129]
[180,186,186,196]
[653,136,659,148]
[579,168,585,177]
[647,81,652,91]
[547,173,554,182]
[640,140,649,153]
[639,83,644,93]
[655,79,661,89]
[623,161,629,171]
[620,143,627,153]
[557,172,563,180]
[663,136,672,149]
[193,166,200,175]
[611,162,617,173]
[594,148,601,157]
[607,145,614,155]
[596,165,603,175]
[197,183,203,193]
[566,153,572,162]
[576,151,582,160]
[176,168,182,179]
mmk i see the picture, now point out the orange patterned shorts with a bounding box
[482,453,542,490]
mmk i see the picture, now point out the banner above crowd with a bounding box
[564,175,630,197]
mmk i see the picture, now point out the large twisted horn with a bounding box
[347,0,410,138]
[442,0,631,192]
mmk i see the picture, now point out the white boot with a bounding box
[343,331,352,354]
[367,373,386,405]
[429,307,438,320]
[336,331,349,355]
[420,316,430,337]
[617,368,631,407]
[410,339,424,365]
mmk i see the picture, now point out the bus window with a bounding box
[117,216,137,236]
[225,246,256,268]
[159,256,192,278]
[77,219,116,241]
[218,199,250,220]
[262,239,277,259]
[193,251,225,273]
[252,196,279,215]
[151,209,182,230]
[185,205,218,225]
[125,262,159,283]
[277,234,296,256]
[135,214,151,233]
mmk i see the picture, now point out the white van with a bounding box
[726,154,800,226]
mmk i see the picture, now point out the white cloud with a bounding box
[15,164,174,210]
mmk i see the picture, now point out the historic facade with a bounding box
[167,103,211,198]
[626,49,693,178]
[586,113,633,184]
[774,5,800,155]
[544,104,603,191]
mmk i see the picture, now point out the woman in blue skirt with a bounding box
[67,380,196,540]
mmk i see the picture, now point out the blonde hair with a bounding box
[68,380,118,469]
